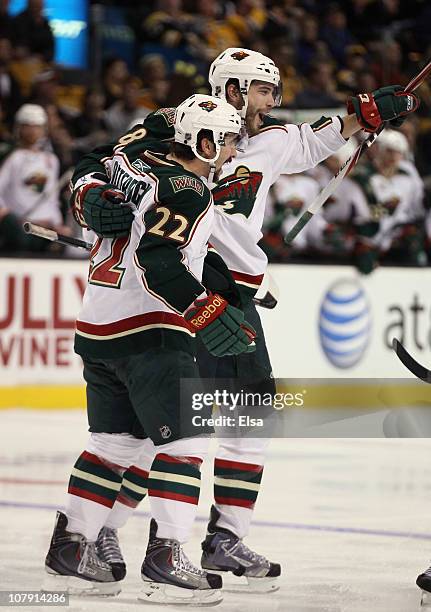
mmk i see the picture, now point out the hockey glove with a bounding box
[71,182,134,237]
[185,293,256,357]
[347,85,419,133]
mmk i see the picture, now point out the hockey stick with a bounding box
[23,221,278,309]
[392,338,431,383]
[253,272,279,309]
[284,59,431,244]
[23,221,93,250]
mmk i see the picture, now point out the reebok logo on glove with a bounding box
[187,294,227,330]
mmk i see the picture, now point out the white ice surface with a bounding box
[1,409,431,611]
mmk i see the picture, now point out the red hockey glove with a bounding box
[185,293,256,356]
[347,85,419,133]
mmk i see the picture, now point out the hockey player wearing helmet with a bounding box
[67,46,420,595]
[0,104,70,253]
[43,95,253,605]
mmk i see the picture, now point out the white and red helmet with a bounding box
[175,94,241,163]
[208,47,282,118]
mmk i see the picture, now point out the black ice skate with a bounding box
[43,511,122,596]
[96,526,126,580]
[417,564,431,606]
[139,518,223,606]
[201,505,281,593]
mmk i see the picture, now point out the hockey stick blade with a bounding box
[392,338,431,384]
[284,58,431,245]
[253,291,278,309]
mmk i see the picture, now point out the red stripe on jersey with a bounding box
[214,458,263,473]
[68,486,114,508]
[215,496,255,509]
[76,311,189,336]
[229,270,264,286]
[149,489,199,505]
[156,454,203,467]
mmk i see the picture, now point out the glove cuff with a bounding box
[71,182,101,228]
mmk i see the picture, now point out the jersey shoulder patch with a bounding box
[169,174,205,196]
[143,109,175,142]
[153,107,176,126]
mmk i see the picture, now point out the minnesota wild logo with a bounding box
[24,172,47,193]
[231,51,249,61]
[199,100,217,112]
[213,165,263,218]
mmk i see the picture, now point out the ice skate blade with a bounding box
[421,590,431,607]
[138,578,222,606]
[209,571,279,594]
[42,570,121,597]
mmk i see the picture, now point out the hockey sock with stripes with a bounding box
[104,438,155,529]
[147,437,209,543]
[213,438,269,538]
[66,450,125,541]
[65,433,143,541]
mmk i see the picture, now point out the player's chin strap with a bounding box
[192,144,220,188]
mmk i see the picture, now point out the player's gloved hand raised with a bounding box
[185,293,256,357]
[347,85,419,133]
[71,182,134,238]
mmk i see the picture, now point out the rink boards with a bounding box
[0,258,430,408]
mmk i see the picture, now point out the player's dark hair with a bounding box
[170,129,214,161]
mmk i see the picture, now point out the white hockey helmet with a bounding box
[208,47,282,118]
[175,94,241,163]
[377,129,409,154]
[15,104,47,126]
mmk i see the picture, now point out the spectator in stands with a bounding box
[370,39,407,87]
[293,60,344,108]
[68,88,108,159]
[102,57,130,109]
[225,0,267,47]
[188,0,242,61]
[0,37,23,125]
[0,104,69,253]
[295,13,327,74]
[11,0,54,62]
[28,69,59,109]
[104,76,150,140]
[336,44,368,93]
[138,54,170,111]
[320,3,355,66]
[142,0,192,49]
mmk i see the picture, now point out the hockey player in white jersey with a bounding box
[69,47,420,593]
[43,95,256,605]
[0,104,69,252]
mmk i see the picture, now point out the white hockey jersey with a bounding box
[209,117,347,295]
[0,147,62,225]
[74,150,212,358]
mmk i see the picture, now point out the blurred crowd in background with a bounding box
[0,0,430,274]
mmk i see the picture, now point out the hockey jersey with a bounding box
[73,108,347,302]
[0,146,62,225]
[74,147,212,359]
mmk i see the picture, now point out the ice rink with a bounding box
[1,408,431,611]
